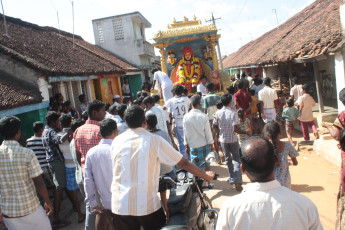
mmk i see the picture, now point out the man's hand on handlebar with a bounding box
[205,171,216,183]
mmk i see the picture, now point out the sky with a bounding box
[2,0,314,56]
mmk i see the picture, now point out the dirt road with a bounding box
[205,134,340,230]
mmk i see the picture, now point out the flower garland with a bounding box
[178,57,200,84]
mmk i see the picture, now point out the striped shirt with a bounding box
[26,136,48,168]
[0,140,43,217]
[213,106,240,143]
[111,128,183,216]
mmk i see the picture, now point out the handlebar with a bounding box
[162,176,177,188]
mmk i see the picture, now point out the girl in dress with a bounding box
[263,121,299,188]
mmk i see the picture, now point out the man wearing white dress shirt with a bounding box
[152,68,174,103]
[110,105,215,230]
[216,136,323,230]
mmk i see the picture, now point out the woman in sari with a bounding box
[323,88,345,229]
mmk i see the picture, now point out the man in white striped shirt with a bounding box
[111,105,215,230]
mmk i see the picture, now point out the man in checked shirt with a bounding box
[73,100,105,230]
[0,116,53,230]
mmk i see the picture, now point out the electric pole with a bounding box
[206,13,223,70]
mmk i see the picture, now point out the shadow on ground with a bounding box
[291,184,324,193]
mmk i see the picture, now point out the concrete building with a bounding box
[92,12,155,95]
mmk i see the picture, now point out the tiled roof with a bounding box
[223,0,343,69]
[65,37,140,72]
[0,14,128,76]
[0,79,42,110]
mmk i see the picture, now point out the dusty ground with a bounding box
[205,131,340,230]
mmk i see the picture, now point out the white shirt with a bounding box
[153,71,173,89]
[84,139,113,210]
[258,86,278,109]
[216,180,323,230]
[146,105,169,134]
[165,96,191,128]
[106,114,121,123]
[111,128,183,216]
[58,129,75,168]
[197,83,207,94]
[117,120,128,134]
[183,109,214,148]
[290,84,303,102]
[122,83,130,94]
[295,94,316,122]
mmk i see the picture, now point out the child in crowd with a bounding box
[276,90,286,122]
[263,121,299,189]
[26,122,54,189]
[145,113,172,221]
[116,104,129,134]
[51,102,63,115]
[249,89,259,118]
[63,101,79,119]
[58,114,85,223]
[226,85,236,110]
[237,109,252,145]
[282,99,300,146]
[295,84,319,140]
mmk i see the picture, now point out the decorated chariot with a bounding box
[153,16,223,93]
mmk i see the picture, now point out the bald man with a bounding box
[216,136,323,230]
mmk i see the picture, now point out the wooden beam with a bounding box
[288,63,292,89]
[278,65,282,90]
[313,61,324,113]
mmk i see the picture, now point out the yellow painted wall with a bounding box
[90,80,96,100]
[97,74,123,104]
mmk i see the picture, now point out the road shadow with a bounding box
[291,184,324,193]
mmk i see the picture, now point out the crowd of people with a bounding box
[0,69,334,230]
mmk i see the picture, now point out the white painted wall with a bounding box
[92,13,153,68]
[37,77,49,102]
[335,53,345,112]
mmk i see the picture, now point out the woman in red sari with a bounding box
[323,88,345,229]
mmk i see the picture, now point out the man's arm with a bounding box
[234,124,251,135]
[84,157,101,214]
[274,100,278,113]
[245,100,254,114]
[167,121,177,148]
[177,157,215,182]
[33,175,53,216]
[260,100,266,119]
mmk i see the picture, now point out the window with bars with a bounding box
[97,23,104,43]
[63,82,71,101]
[81,81,89,101]
[112,19,124,40]
[51,83,60,96]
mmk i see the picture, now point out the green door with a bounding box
[128,74,142,98]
